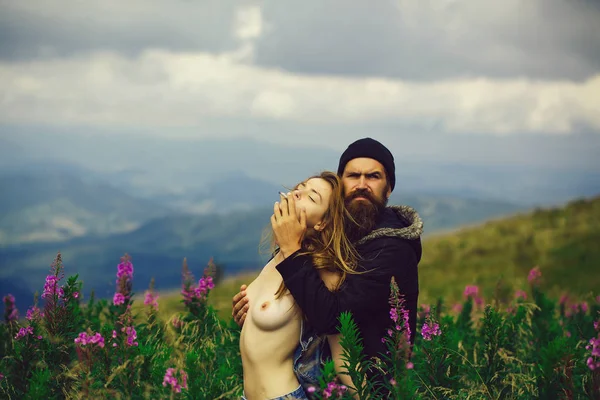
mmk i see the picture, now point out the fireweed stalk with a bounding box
[180,258,215,320]
[140,277,165,347]
[113,254,134,308]
[387,277,412,368]
[373,277,419,399]
[586,316,600,370]
[42,252,66,336]
[144,278,159,313]
[3,294,18,324]
[163,367,188,394]
[74,330,105,371]
[464,285,484,309]
[586,315,600,396]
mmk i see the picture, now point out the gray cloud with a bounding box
[0,0,242,60]
[2,0,598,82]
[254,0,600,81]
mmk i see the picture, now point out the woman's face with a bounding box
[291,177,333,231]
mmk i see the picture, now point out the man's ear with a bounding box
[386,187,392,200]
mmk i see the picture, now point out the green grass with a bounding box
[418,196,600,305]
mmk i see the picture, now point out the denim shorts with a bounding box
[241,385,308,400]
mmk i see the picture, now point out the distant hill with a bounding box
[3,132,599,207]
[0,206,275,309]
[418,195,600,304]
[391,193,522,235]
[0,171,169,245]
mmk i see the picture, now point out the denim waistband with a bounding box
[241,384,308,400]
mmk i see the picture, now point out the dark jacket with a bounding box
[277,205,423,364]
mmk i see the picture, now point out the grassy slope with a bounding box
[143,195,600,321]
[418,195,600,304]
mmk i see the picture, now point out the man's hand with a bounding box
[232,284,249,327]
[271,192,306,258]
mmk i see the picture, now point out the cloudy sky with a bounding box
[1,0,599,167]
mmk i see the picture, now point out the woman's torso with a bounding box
[240,255,302,399]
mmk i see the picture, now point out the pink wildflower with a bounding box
[74,331,105,348]
[73,292,79,299]
[144,291,159,311]
[122,326,138,347]
[320,381,347,399]
[418,304,431,319]
[406,361,414,369]
[117,258,134,279]
[586,334,600,370]
[421,321,442,341]
[163,368,188,393]
[463,285,479,298]
[42,275,64,299]
[181,260,216,305]
[566,308,574,318]
[560,294,569,305]
[580,302,589,313]
[113,254,134,307]
[172,317,184,329]
[515,290,527,300]
[113,292,125,306]
[15,326,34,340]
[528,266,542,285]
[390,308,398,323]
[26,306,43,321]
[452,303,463,313]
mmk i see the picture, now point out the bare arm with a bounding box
[327,334,359,399]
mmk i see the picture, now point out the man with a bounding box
[233,137,423,391]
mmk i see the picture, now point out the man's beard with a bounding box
[344,188,388,242]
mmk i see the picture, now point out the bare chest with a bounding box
[245,266,298,331]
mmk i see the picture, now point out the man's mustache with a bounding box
[347,189,376,203]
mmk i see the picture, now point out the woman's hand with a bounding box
[271,192,306,258]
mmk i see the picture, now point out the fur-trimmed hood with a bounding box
[354,205,423,260]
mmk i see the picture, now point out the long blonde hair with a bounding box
[262,171,359,299]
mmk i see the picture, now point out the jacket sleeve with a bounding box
[276,237,419,335]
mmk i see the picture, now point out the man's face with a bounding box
[341,158,391,240]
[341,157,391,204]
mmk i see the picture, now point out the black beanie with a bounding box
[337,137,395,191]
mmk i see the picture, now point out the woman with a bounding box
[239,171,358,400]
